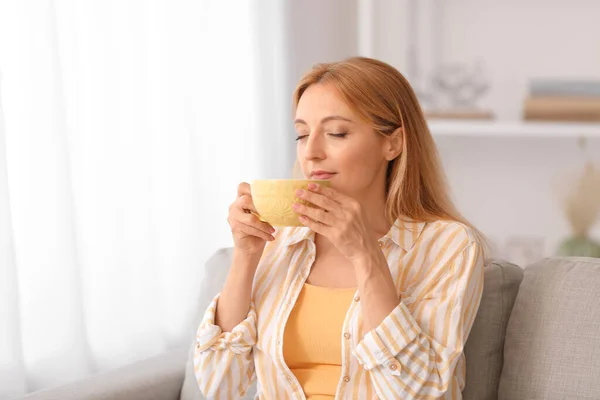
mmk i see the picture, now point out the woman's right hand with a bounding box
[227,182,275,258]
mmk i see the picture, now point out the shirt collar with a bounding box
[383,217,427,252]
[281,226,315,247]
[281,217,427,252]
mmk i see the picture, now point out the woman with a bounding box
[194,57,485,399]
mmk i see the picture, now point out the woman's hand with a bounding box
[227,182,275,258]
[292,183,379,261]
[294,183,400,335]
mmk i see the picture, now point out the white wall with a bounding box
[440,0,600,120]
[286,0,360,121]
[435,135,600,265]
[373,0,600,119]
[288,0,358,85]
[371,0,600,264]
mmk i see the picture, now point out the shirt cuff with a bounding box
[195,294,257,355]
[353,300,421,373]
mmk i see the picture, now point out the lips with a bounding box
[311,171,336,179]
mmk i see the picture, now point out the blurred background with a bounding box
[0,0,599,398]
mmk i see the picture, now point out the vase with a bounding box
[557,236,600,258]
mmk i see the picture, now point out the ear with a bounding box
[383,127,403,161]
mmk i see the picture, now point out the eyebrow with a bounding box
[294,115,354,125]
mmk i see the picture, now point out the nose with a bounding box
[303,132,326,161]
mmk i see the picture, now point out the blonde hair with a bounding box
[292,57,487,249]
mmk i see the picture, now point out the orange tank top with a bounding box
[283,283,357,399]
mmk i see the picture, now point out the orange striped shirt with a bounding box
[194,218,484,399]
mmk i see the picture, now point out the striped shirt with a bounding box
[194,218,484,399]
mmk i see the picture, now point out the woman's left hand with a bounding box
[292,183,379,261]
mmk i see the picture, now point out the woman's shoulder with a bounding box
[417,219,481,255]
[409,219,484,279]
[424,219,478,241]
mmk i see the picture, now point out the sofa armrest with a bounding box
[18,347,188,400]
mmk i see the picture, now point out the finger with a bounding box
[235,209,275,234]
[306,182,344,203]
[237,194,275,232]
[295,188,337,212]
[238,194,258,213]
[298,214,328,235]
[238,222,275,241]
[237,182,251,197]
[292,203,333,226]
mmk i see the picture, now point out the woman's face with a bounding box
[294,83,396,199]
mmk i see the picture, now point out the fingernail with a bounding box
[292,203,300,210]
[270,227,275,233]
[295,189,304,196]
[308,183,317,190]
[270,235,275,241]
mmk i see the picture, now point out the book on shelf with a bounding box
[424,109,495,120]
[529,79,600,98]
[522,96,600,122]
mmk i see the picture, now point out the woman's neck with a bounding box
[353,189,391,239]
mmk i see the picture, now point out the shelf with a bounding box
[427,120,600,138]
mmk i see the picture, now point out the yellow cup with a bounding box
[250,179,331,227]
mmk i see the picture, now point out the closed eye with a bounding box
[295,132,348,141]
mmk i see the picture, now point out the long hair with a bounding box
[292,57,487,249]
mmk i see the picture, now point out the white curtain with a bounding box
[0,1,292,397]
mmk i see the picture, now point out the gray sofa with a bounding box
[18,249,600,400]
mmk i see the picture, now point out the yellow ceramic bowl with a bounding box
[250,179,331,227]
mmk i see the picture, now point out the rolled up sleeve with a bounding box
[194,294,257,398]
[352,242,484,399]
[195,294,257,353]
[353,300,422,374]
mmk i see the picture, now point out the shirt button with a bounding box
[353,296,360,302]
[344,332,351,339]
[389,363,399,371]
[343,376,350,382]
[196,341,200,349]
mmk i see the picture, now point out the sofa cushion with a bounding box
[179,248,256,400]
[498,257,600,400]
[462,260,523,400]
